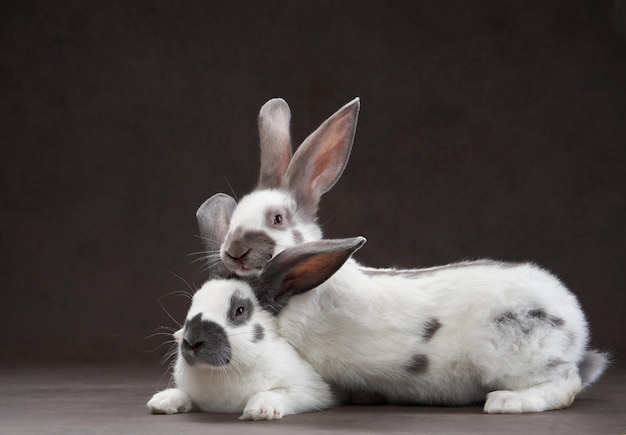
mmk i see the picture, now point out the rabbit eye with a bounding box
[273,214,283,225]
[229,295,253,325]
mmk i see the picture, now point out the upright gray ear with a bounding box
[256,236,366,314]
[196,193,237,278]
[285,98,360,219]
[257,98,292,189]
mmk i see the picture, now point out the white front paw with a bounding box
[147,388,194,414]
[240,391,286,421]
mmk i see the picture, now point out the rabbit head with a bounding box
[186,193,366,370]
[206,98,360,277]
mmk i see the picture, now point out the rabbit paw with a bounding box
[147,388,194,414]
[484,390,545,414]
[240,391,286,421]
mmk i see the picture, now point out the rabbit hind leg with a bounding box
[483,364,581,413]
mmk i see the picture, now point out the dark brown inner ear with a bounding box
[281,250,350,295]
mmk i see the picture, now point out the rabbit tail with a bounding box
[579,350,610,390]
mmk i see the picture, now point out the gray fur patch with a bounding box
[546,358,565,368]
[495,307,565,333]
[528,308,564,327]
[223,229,275,271]
[566,331,578,348]
[406,354,429,374]
[550,316,565,327]
[293,230,304,244]
[422,318,442,341]
[181,314,231,367]
[528,308,547,319]
[228,292,254,326]
[495,311,518,324]
[252,324,265,342]
[265,208,290,231]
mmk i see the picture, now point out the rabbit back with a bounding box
[277,259,604,406]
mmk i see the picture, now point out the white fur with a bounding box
[279,258,593,411]
[227,190,321,243]
[229,190,320,245]
[147,279,338,420]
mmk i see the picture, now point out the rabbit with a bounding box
[218,97,359,277]
[147,194,365,420]
[197,98,609,413]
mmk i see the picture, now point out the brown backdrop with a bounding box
[2,0,625,363]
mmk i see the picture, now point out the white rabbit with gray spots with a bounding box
[198,98,609,413]
[148,195,365,420]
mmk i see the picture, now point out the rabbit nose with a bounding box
[223,234,250,261]
[183,337,204,352]
[181,314,232,366]
[226,249,250,261]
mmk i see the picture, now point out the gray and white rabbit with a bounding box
[148,194,364,420]
[198,98,609,413]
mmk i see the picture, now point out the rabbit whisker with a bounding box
[189,252,220,261]
[159,289,193,300]
[223,175,238,201]
[158,358,177,390]
[191,253,221,265]
[319,204,344,227]
[201,259,226,274]
[157,298,182,328]
[160,349,178,365]
[195,234,223,245]
[144,332,176,341]
[167,271,197,294]
[156,325,180,331]
[149,340,178,354]
[188,249,221,258]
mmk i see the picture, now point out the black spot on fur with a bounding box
[549,316,564,327]
[528,308,564,327]
[406,354,429,374]
[546,358,565,368]
[528,308,547,319]
[253,324,265,342]
[422,319,442,341]
[495,307,564,334]
[495,311,517,324]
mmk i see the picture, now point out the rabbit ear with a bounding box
[285,98,360,218]
[196,193,237,278]
[256,236,366,314]
[257,98,293,189]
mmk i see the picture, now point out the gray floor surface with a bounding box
[1,362,624,434]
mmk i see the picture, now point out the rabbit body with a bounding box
[278,258,597,412]
[148,278,339,420]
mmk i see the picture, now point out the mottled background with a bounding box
[2,0,625,363]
